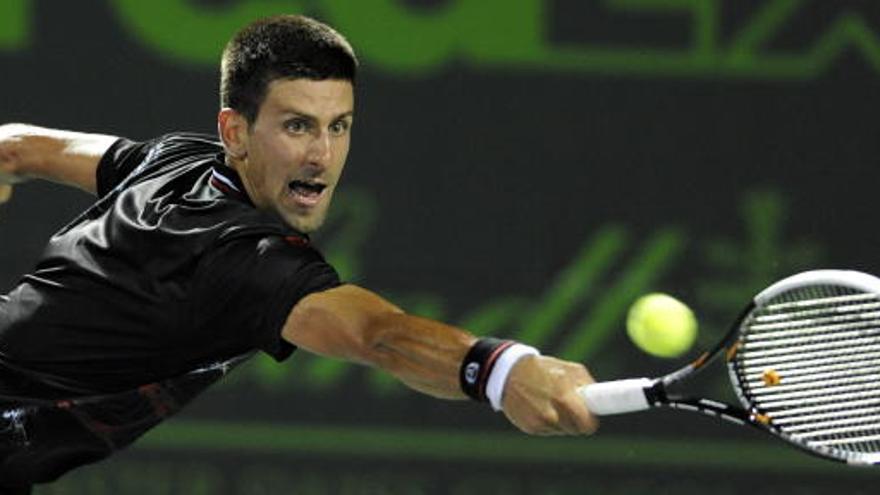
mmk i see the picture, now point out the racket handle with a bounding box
[578,378,654,415]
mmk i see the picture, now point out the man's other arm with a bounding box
[0,123,118,195]
[283,284,599,436]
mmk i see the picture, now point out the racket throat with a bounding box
[644,380,669,407]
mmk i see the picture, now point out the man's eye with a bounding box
[329,121,349,135]
[285,119,309,133]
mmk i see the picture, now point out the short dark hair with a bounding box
[220,15,358,123]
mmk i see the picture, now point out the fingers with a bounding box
[550,361,599,435]
[539,389,599,436]
[511,398,598,436]
[557,392,600,435]
[506,408,560,436]
[502,356,600,436]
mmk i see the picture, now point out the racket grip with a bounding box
[578,378,654,415]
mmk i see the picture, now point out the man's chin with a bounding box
[282,210,326,234]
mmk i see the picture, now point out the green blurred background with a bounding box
[1,0,879,493]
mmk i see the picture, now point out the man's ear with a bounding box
[217,108,249,160]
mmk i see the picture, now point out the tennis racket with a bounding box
[578,269,880,466]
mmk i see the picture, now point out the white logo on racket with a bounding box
[464,362,480,384]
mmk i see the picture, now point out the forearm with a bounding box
[0,123,117,193]
[285,285,476,399]
[286,284,599,435]
[363,311,476,399]
[358,318,598,433]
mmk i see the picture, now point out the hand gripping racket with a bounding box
[578,269,880,466]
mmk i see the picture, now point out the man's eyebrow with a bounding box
[279,108,354,121]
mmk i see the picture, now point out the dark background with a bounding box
[2,1,879,493]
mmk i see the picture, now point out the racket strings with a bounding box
[756,384,880,408]
[750,300,880,327]
[743,357,880,383]
[732,284,880,463]
[778,409,880,430]
[740,343,880,370]
[743,352,880,372]
[743,335,880,358]
[747,318,880,343]
[747,373,880,399]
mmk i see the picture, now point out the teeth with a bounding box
[289,180,326,194]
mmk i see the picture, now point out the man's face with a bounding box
[231,78,354,233]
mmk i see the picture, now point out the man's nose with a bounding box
[306,131,332,167]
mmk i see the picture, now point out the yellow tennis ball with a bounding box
[627,293,698,358]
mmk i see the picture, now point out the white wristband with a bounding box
[486,343,540,411]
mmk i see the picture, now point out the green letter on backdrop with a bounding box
[0,0,29,50]
[320,0,545,71]
[110,0,305,64]
[109,0,546,71]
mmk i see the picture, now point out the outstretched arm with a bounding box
[0,123,119,195]
[283,284,599,436]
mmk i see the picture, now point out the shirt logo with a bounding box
[284,235,309,247]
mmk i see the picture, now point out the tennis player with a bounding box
[0,15,597,492]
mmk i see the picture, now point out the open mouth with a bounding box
[288,179,327,206]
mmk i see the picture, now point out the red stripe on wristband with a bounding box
[478,341,516,400]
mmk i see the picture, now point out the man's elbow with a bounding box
[283,285,407,367]
[0,123,33,178]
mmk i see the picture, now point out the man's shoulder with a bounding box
[148,132,222,158]
[99,132,222,187]
[156,132,220,146]
[111,132,221,186]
